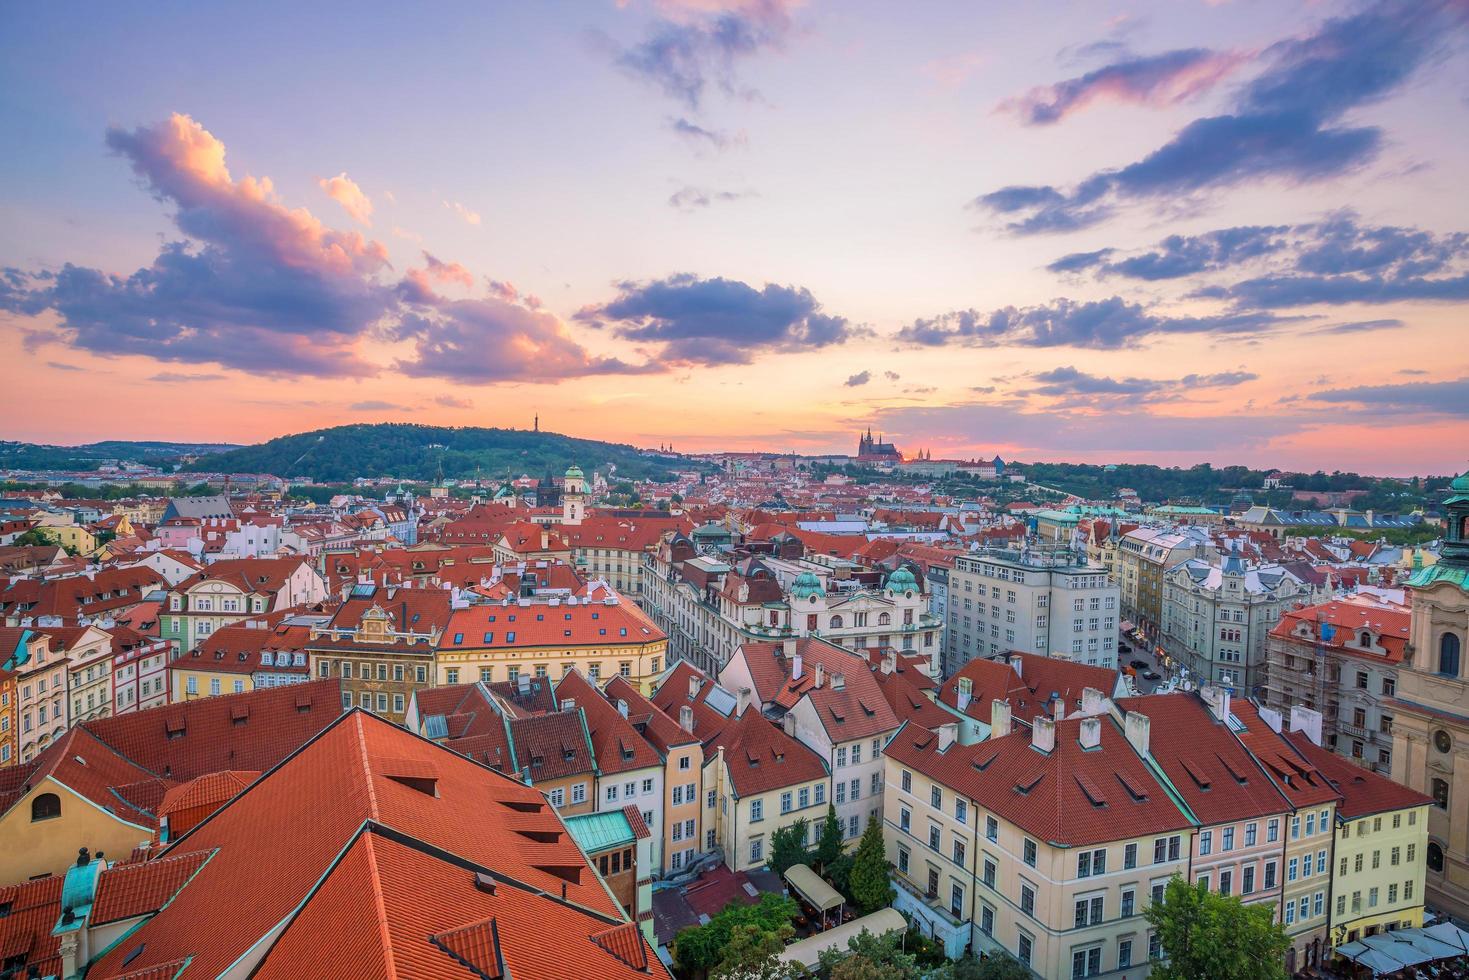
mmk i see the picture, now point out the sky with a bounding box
[2,0,1468,475]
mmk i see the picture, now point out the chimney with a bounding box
[990,699,1012,737]
[688,674,701,700]
[1258,705,1284,733]
[1008,653,1023,676]
[1051,693,1065,720]
[1080,687,1105,716]
[540,529,549,551]
[679,704,694,733]
[1200,684,1232,724]
[881,651,897,675]
[737,687,752,717]
[617,699,628,718]
[1124,711,1151,756]
[792,653,803,680]
[1079,716,1102,750]
[937,722,958,752]
[832,672,845,691]
[1031,715,1056,754]
[1289,705,1324,746]
[814,664,825,689]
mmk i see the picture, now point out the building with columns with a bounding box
[1390,470,1469,921]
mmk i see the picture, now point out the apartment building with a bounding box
[947,545,1121,672]
[307,585,451,722]
[161,557,328,653]
[1287,732,1431,943]
[1160,547,1316,692]
[721,637,900,845]
[1263,596,1408,773]
[1116,526,1211,642]
[883,711,1193,974]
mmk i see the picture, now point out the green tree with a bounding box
[848,817,894,913]
[12,529,52,548]
[1146,876,1289,980]
[933,951,1030,980]
[814,804,843,872]
[673,894,798,979]
[711,922,799,980]
[766,818,810,876]
[818,928,919,980]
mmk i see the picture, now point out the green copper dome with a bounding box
[885,566,918,592]
[565,463,584,480]
[790,570,825,600]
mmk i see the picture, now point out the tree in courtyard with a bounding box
[673,893,798,979]
[766,817,810,876]
[1145,876,1289,980]
[814,804,843,872]
[817,928,919,980]
[848,817,894,913]
[711,921,800,980]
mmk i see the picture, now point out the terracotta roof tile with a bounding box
[91,849,214,924]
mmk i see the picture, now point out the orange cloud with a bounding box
[319,172,374,226]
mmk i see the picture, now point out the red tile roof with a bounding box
[553,670,661,775]
[173,557,315,596]
[715,708,827,798]
[604,674,699,757]
[1229,701,1342,808]
[650,662,734,746]
[88,710,661,979]
[739,639,901,741]
[443,595,663,651]
[0,726,163,830]
[90,849,214,925]
[885,716,1192,846]
[0,875,65,977]
[1117,693,1289,824]
[1283,731,1431,819]
[0,565,167,619]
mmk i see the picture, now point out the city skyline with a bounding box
[3,0,1468,474]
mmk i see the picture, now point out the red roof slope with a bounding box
[553,670,661,775]
[717,708,828,798]
[1283,731,1431,819]
[1229,701,1342,809]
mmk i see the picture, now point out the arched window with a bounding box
[829,615,843,629]
[878,612,891,626]
[1428,842,1445,873]
[1432,778,1450,809]
[1439,633,1461,678]
[1359,631,1372,648]
[31,792,61,822]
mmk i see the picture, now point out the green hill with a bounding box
[179,423,683,483]
[0,439,239,470]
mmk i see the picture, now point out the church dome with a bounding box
[565,464,584,481]
[885,566,918,593]
[790,571,825,600]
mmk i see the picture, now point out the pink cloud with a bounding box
[319,171,374,226]
[1001,48,1246,126]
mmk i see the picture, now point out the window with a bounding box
[547,787,565,807]
[928,825,941,851]
[1121,888,1135,917]
[899,807,910,831]
[1440,633,1461,677]
[1125,842,1137,869]
[901,769,911,792]
[898,845,910,874]
[751,799,764,822]
[1200,830,1213,856]
[981,903,995,936]
[571,783,586,804]
[1242,865,1255,894]
[1264,861,1277,889]
[1018,933,1033,967]
[1433,778,1450,809]
[1020,883,1035,916]
[987,816,998,842]
[983,858,996,887]
[30,793,61,821]
[1428,842,1445,872]
[953,840,966,866]
[1219,870,1232,896]
[780,791,792,814]
[750,838,763,863]
[950,882,964,918]
[1119,939,1133,969]
[1223,827,1235,851]
[1072,946,1102,978]
[931,785,943,808]
[1024,839,1037,867]
[1267,818,1279,843]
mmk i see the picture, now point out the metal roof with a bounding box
[563,809,635,854]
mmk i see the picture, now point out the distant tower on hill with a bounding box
[533,413,539,433]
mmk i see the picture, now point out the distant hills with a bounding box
[178,423,683,483]
[0,439,239,471]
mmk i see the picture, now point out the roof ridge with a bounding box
[355,711,381,822]
[361,832,399,978]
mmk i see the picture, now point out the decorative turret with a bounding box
[562,463,586,525]
[1410,467,1469,588]
[790,570,825,601]
[885,566,918,596]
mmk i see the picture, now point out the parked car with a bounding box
[1142,670,1161,681]
[1130,659,1148,670]
[1119,643,1132,653]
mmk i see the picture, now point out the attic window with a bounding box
[972,750,999,772]
[232,705,250,725]
[165,716,187,739]
[294,693,312,712]
[1116,771,1150,802]
[1015,773,1043,795]
[1075,773,1108,807]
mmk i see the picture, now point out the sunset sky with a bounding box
[2,1,1467,474]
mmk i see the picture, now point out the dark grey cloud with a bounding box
[896,296,1288,349]
[578,273,858,365]
[1001,48,1244,126]
[668,185,755,212]
[609,3,792,110]
[1028,366,1257,405]
[1307,377,1469,416]
[976,0,1468,233]
[846,370,872,387]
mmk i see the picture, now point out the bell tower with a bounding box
[562,464,586,525]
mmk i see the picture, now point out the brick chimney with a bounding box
[990,699,1012,737]
[1080,687,1106,716]
[937,722,958,752]
[792,653,803,680]
[1289,704,1323,746]
[1032,715,1056,754]
[814,664,825,689]
[680,704,694,732]
[737,687,752,716]
[688,674,701,700]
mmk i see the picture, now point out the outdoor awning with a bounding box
[777,908,907,968]
[1390,929,1463,961]
[1334,941,1408,976]
[1360,933,1433,967]
[783,864,843,912]
[1424,921,1469,952]
[1120,621,1135,632]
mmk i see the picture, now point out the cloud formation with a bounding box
[668,184,754,211]
[845,370,871,387]
[319,172,373,226]
[1308,377,1469,416]
[897,296,1285,349]
[443,200,482,225]
[1049,225,1289,280]
[0,114,656,386]
[610,0,793,109]
[667,116,743,150]
[976,0,1468,233]
[1027,365,1257,405]
[1001,48,1244,126]
[578,272,857,365]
